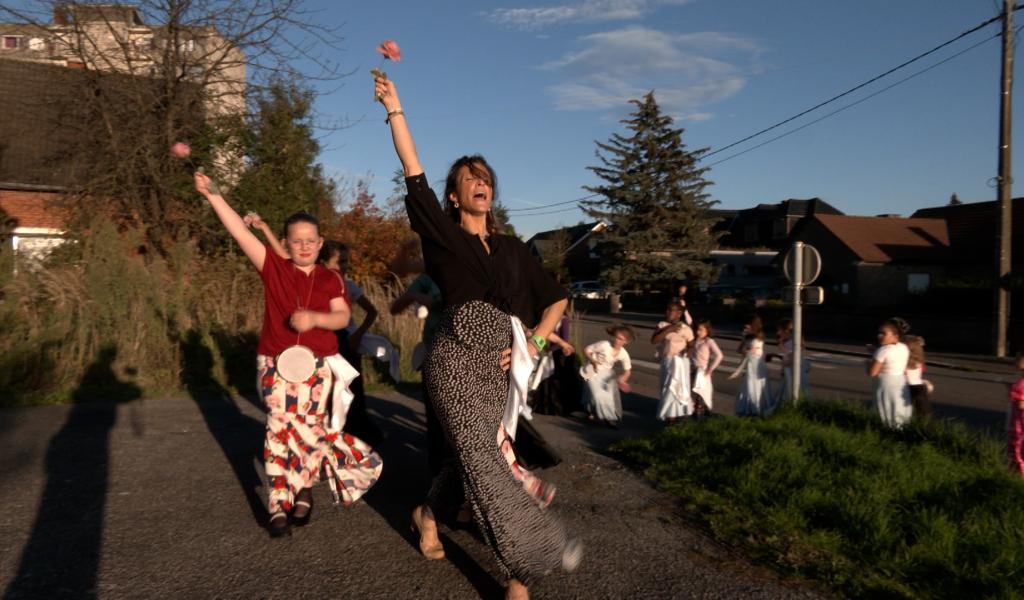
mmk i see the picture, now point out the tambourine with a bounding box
[276,345,317,383]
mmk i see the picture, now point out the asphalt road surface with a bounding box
[0,383,831,599]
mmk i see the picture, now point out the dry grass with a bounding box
[356,276,425,386]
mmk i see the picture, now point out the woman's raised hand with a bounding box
[374,76,401,112]
[194,172,213,197]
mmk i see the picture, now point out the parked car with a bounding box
[568,280,615,300]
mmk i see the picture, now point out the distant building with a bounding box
[527,222,604,282]
[0,4,246,265]
[911,198,1024,276]
[0,4,245,115]
[788,214,950,307]
[716,198,844,250]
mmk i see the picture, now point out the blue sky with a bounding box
[309,0,1023,239]
[6,0,1016,239]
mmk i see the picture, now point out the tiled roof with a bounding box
[911,199,1024,265]
[812,214,950,263]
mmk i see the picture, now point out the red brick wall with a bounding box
[0,189,67,230]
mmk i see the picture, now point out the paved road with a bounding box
[0,387,829,599]
[575,317,1014,433]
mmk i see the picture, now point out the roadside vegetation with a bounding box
[613,401,1024,599]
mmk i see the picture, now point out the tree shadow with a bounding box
[361,391,504,599]
[180,330,266,526]
[4,345,140,599]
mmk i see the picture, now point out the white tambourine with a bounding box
[276,345,317,383]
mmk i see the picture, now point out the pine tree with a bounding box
[582,92,720,290]
[949,193,962,205]
[231,80,335,234]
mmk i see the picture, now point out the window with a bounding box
[178,38,195,52]
[28,37,44,51]
[3,36,21,49]
[907,273,930,293]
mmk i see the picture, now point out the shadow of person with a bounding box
[179,330,266,527]
[361,391,503,599]
[4,345,140,599]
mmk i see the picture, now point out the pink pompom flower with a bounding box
[375,40,401,62]
[169,142,191,159]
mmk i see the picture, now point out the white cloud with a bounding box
[542,26,761,117]
[484,0,691,30]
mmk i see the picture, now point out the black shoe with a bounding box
[292,488,313,527]
[268,512,291,538]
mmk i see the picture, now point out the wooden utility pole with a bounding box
[996,0,1014,357]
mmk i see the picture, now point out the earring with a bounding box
[454,200,460,209]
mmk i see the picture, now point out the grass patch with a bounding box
[612,402,1024,599]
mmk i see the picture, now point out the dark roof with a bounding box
[911,198,1024,265]
[526,222,598,245]
[0,58,83,187]
[810,214,950,263]
[743,198,844,218]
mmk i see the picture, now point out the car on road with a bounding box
[568,280,615,300]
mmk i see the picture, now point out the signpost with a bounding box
[782,242,823,404]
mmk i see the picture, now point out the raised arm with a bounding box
[195,172,266,271]
[375,77,423,177]
[250,214,289,260]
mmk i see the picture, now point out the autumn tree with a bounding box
[582,92,720,291]
[322,180,409,282]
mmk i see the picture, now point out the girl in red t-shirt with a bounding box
[194,173,382,538]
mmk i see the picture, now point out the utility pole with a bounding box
[996,0,1014,357]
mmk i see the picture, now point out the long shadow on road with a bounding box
[4,345,140,600]
[364,390,505,599]
[180,331,266,528]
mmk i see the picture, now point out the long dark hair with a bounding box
[443,155,502,235]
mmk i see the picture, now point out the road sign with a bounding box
[783,285,825,305]
[783,244,822,285]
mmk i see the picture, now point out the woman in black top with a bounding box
[376,75,579,599]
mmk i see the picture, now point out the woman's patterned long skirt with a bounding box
[424,301,570,586]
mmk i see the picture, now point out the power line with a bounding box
[705,24,1015,168]
[508,204,588,217]
[700,7,1021,161]
[505,193,599,213]
[512,9,1022,215]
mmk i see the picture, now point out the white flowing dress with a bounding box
[735,338,771,416]
[656,321,694,420]
[581,340,631,422]
[873,342,913,427]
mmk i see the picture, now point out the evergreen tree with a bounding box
[582,92,720,290]
[231,80,335,235]
[949,193,962,205]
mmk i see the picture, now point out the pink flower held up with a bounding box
[375,40,401,62]
[169,142,191,159]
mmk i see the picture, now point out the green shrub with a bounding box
[613,402,1024,599]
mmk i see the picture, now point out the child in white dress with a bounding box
[581,325,634,428]
[652,303,694,422]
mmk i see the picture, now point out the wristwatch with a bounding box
[530,334,548,352]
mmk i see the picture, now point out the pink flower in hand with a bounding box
[169,142,191,159]
[375,40,401,62]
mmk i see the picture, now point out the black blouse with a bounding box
[404,174,567,327]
